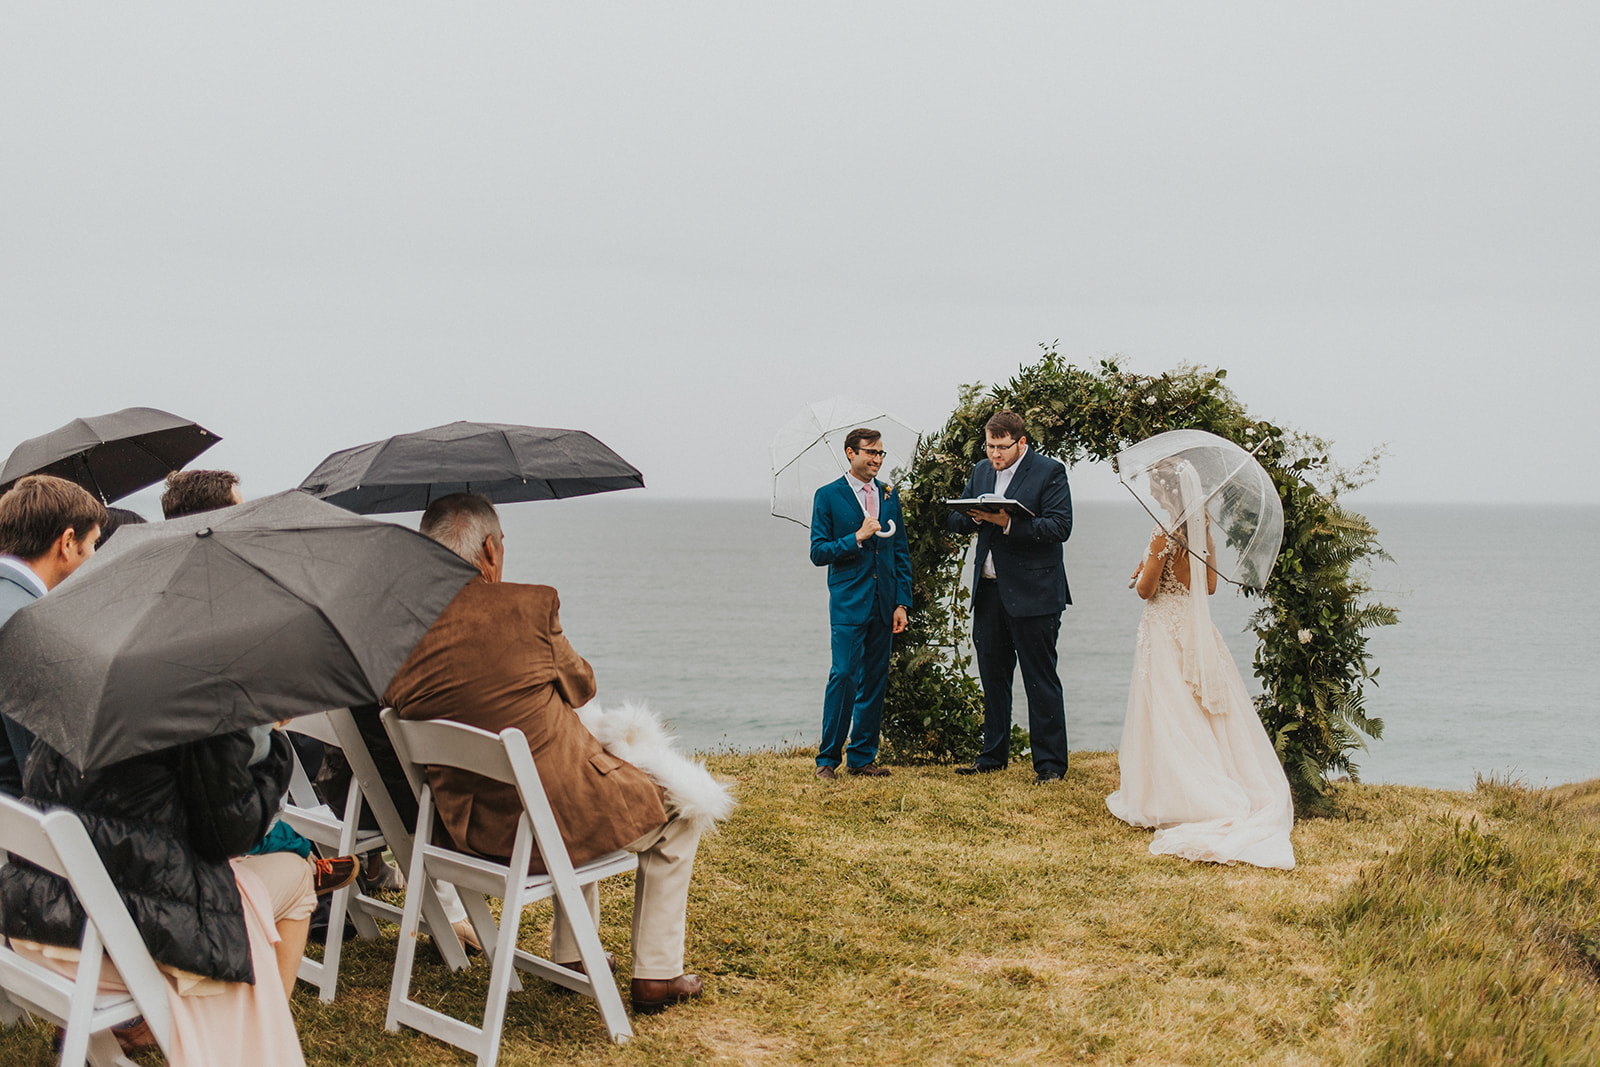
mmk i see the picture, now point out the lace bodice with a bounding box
[1138,527,1192,656]
[1152,539,1189,599]
[1147,526,1190,600]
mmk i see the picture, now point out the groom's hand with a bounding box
[892,606,908,633]
[856,516,882,543]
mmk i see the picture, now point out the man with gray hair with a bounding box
[387,492,705,1014]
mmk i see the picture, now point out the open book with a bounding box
[944,494,1036,518]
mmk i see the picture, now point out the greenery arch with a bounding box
[881,346,1396,801]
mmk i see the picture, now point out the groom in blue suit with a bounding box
[809,428,912,780]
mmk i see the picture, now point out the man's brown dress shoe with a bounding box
[815,766,837,780]
[846,765,891,777]
[631,974,703,1014]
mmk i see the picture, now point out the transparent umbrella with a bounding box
[1113,428,1284,590]
[770,397,919,536]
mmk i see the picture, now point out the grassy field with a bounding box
[5,750,1600,1065]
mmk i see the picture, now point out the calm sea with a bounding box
[479,497,1595,791]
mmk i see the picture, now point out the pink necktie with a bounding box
[862,485,878,519]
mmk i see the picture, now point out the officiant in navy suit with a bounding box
[809,428,912,780]
[947,410,1073,782]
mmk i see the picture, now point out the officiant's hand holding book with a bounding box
[945,494,1036,519]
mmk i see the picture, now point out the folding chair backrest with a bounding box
[0,794,173,1047]
[287,712,340,748]
[378,714,560,853]
[380,715,518,788]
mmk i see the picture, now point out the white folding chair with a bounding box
[381,710,636,1063]
[0,794,174,1067]
[277,712,392,1002]
[278,710,474,1003]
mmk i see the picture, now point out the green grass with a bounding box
[5,753,1600,1065]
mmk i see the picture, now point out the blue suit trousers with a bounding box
[818,616,892,769]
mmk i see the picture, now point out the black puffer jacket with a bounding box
[0,730,291,984]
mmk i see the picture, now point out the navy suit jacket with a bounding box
[810,476,912,628]
[947,447,1073,617]
[0,565,42,795]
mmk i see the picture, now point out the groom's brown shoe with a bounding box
[815,766,837,781]
[631,974,703,1014]
[846,765,891,777]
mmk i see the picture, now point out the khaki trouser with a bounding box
[549,814,702,980]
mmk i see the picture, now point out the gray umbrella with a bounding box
[0,490,477,771]
[297,420,645,514]
[0,406,221,503]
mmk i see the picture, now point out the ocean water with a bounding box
[494,497,1598,791]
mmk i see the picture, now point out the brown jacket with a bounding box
[383,579,666,871]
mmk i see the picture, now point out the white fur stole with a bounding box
[574,700,736,835]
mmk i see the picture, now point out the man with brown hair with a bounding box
[0,475,106,795]
[947,410,1074,782]
[809,428,912,779]
[161,468,242,519]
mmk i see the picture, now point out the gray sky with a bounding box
[3,3,1595,504]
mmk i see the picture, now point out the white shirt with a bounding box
[845,471,878,536]
[0,556,47,598]
[980,444,1026,579]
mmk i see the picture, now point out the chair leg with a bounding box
[554,881,632,1044]
[475,879,526,1067]
[316,881,355,1002]
[85,1029,136,1067]
[385,830,433,1034]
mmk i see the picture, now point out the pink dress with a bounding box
[11,859,306,1066]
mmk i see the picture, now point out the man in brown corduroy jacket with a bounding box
[383,492,703,1015]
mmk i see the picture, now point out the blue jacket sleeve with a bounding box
[1007,460,1073,545]
[810,486,863,567]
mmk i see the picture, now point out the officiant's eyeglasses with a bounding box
[850,448,886,458]
[985,440,1020,454]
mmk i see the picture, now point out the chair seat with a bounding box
[279,805,386,851]
[417,846,635,900]
[0,944,139,1022]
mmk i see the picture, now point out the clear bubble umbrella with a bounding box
[1113,428,1284,591]
[770,396,920,536]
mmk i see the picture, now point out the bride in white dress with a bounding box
[1105,460,1295,870]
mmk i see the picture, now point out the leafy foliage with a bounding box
[883,345,1396,799]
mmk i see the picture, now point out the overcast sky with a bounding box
[3,4,1595,504]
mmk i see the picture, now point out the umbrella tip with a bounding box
[196,527,213,538]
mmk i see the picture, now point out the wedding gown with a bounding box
[1105,528,1295,870]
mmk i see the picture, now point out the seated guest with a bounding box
[385,492,705,1014]
[96,504,147,548]
[0,475,105,796]
[0,727,308,1065]
[160,468,358,896]
[160,468,244,517]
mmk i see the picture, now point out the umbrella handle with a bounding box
[875,520,896,538]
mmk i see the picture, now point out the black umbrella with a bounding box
[0,491,477,771]
[0,407,221,503]
[297,421,644,514]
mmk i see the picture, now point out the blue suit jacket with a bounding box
[947,447,1073,617]
[810,476,913,628]
[0,566,42,795]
